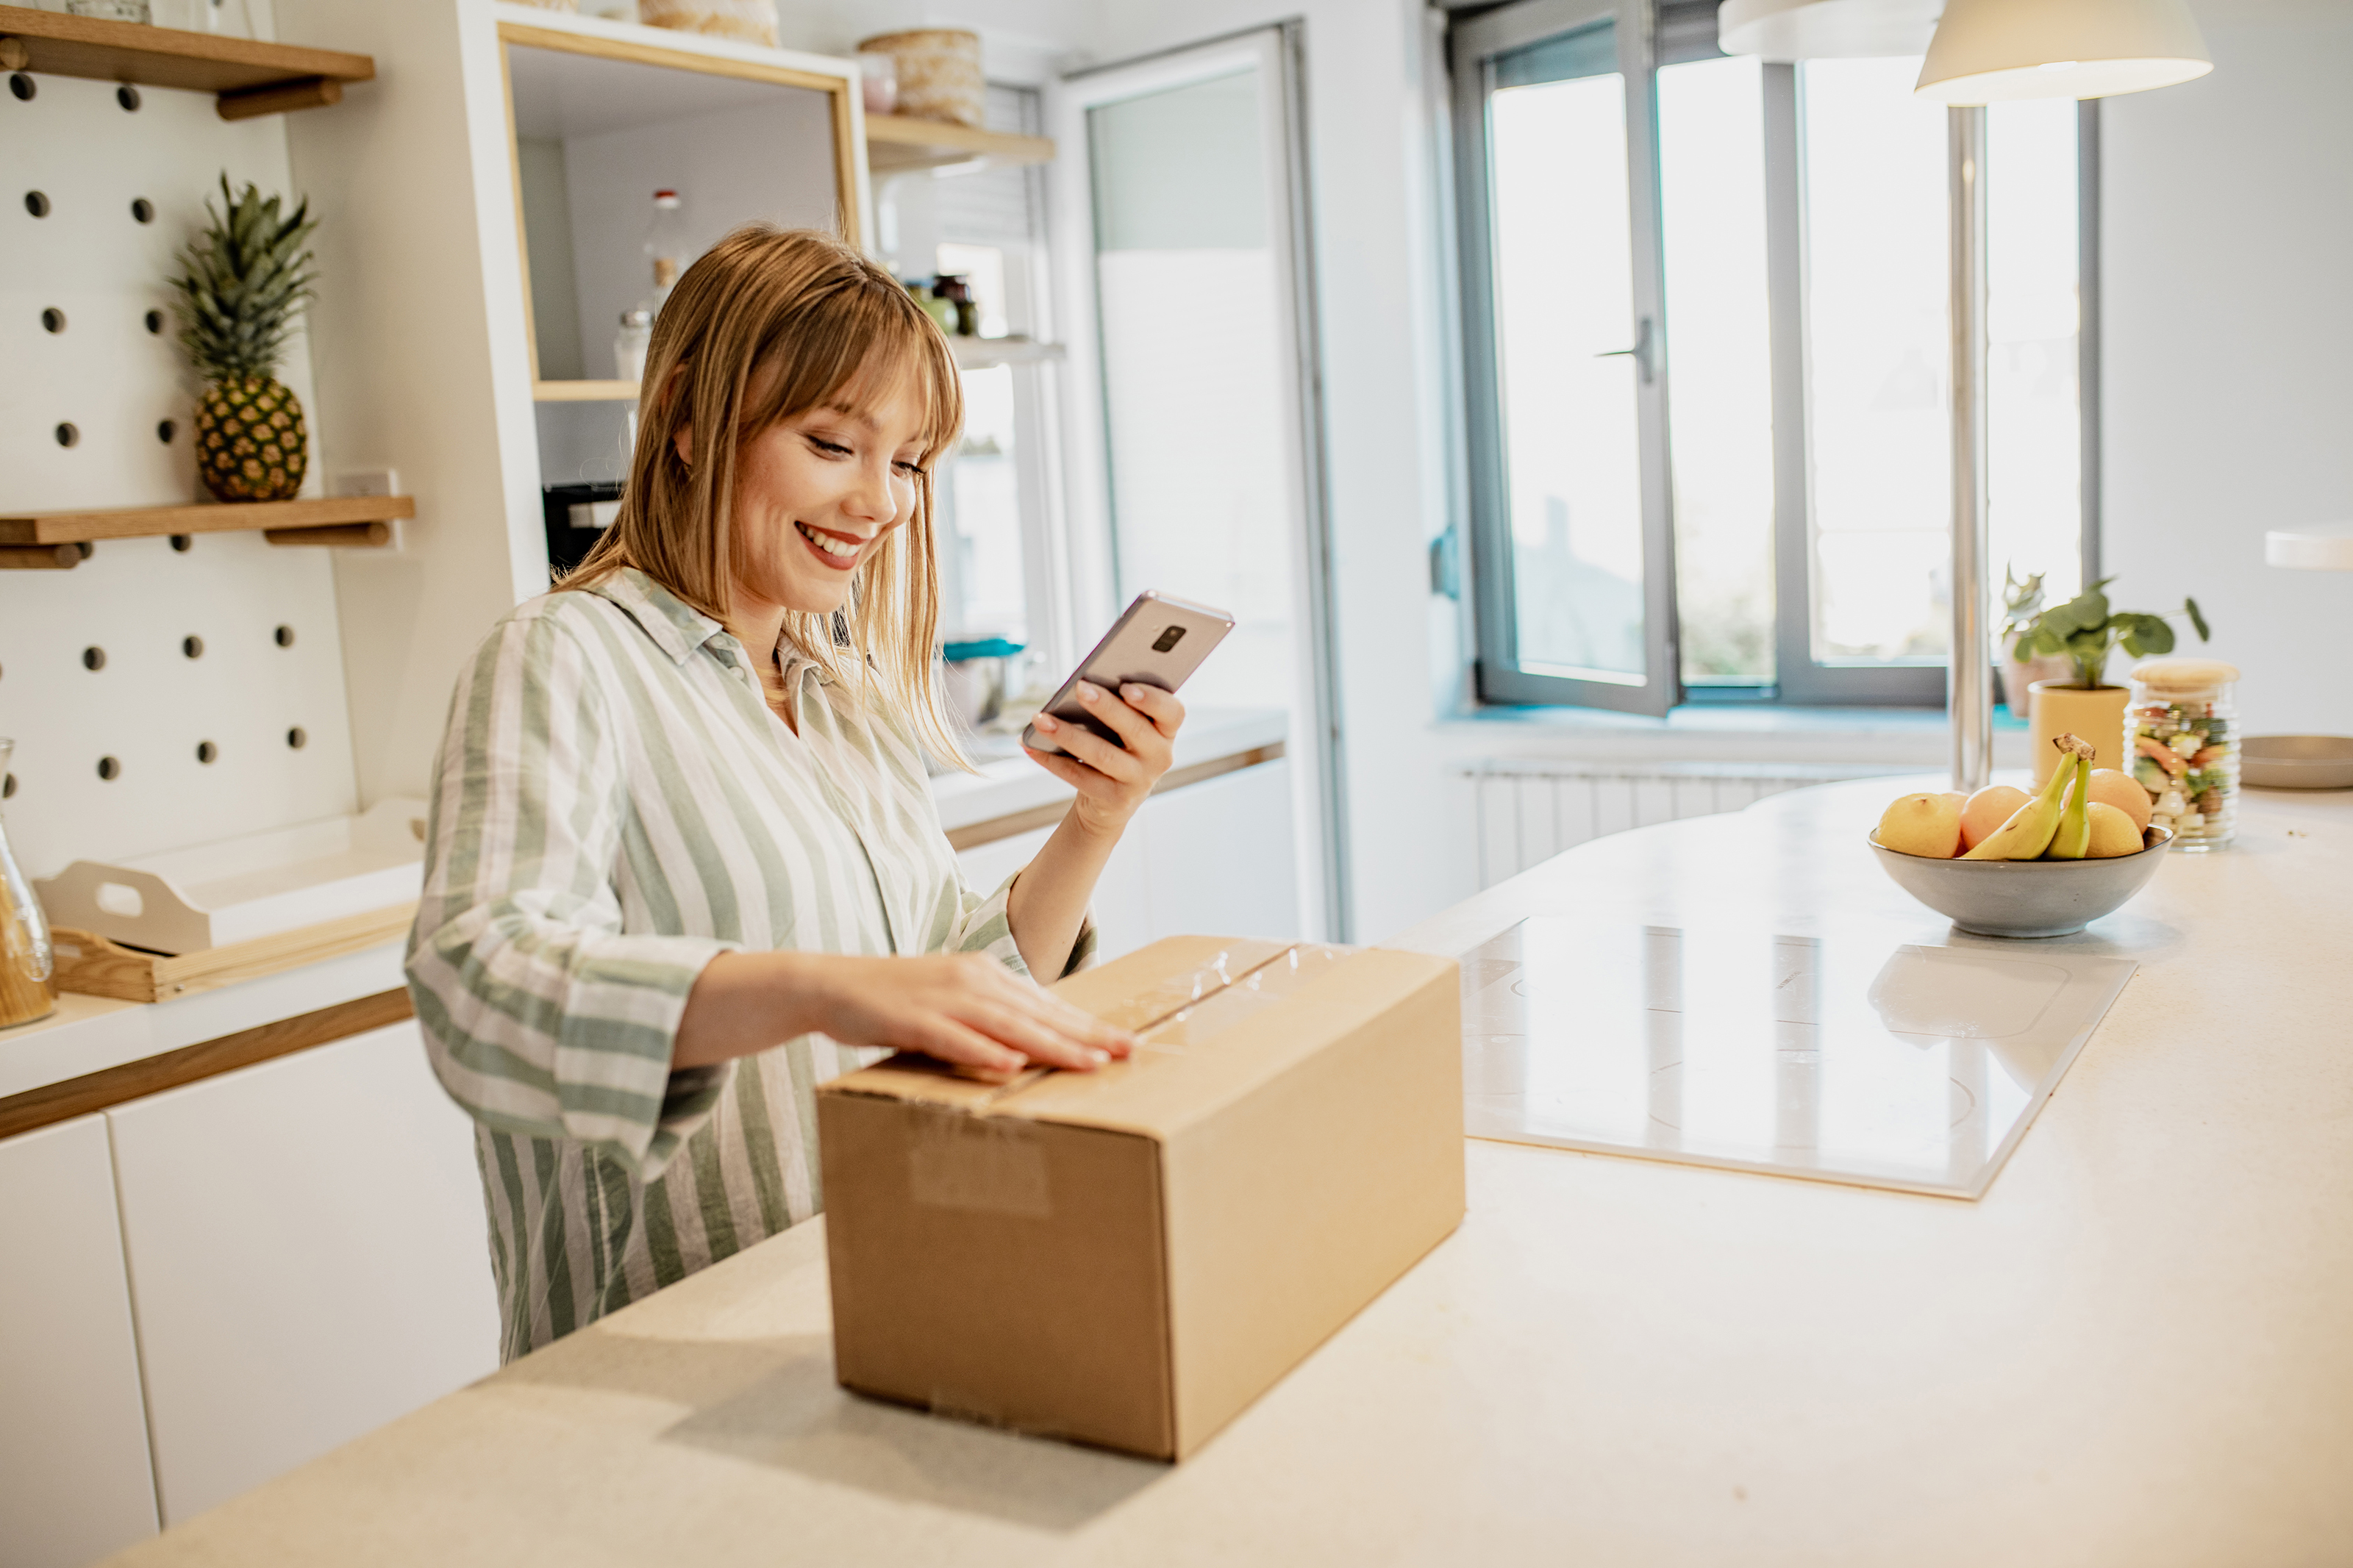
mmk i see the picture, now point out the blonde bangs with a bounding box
[566,225,970,770]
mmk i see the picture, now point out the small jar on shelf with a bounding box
[2128,659,2241,851]
[613,309,651,386]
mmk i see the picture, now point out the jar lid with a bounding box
[2132,656,2240,690]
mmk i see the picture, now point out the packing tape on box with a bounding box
[907,1112,1052,1217]
[924,1385,1074,1442]
[1138,943,1354,1053]
[1109,945,1288,1034]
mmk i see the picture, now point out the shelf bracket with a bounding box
[218,74,340,120]
[0,543,85,570]
[263,521,393,549]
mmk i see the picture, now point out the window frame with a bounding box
[1447,1,2103,712]
[1452,0,1682,716]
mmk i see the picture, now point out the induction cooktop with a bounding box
[1460,917,2138,1199]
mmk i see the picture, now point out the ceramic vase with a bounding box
[2027,681,2132,786]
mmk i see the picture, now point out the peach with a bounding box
[2084,801,2144,857]
[1877,792,1963,858]
[1960,784,2031,851]
[2085,767,2152,832]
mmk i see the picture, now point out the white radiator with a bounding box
[1463,760,1899,889]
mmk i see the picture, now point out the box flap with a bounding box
[818,936,1296,1111]
[1048,936,1296,1032]
[1005,945,1459,1140]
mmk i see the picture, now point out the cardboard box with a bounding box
[816,936,1465,1461]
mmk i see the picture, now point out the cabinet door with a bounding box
[0,1114,160,1567]
[1140,760,1299,945]
[106,1020,499,1525]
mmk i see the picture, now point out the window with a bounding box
[1451,0,2093,711]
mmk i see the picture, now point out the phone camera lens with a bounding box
[1151,626,1186,653]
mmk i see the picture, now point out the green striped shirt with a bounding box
[405,568,1087,1362]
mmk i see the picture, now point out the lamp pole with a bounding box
[1948,104,1991,794]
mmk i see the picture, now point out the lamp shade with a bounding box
[2266,524,2353,571]
[1916,0,2212,103]
[1719,0,1942,61]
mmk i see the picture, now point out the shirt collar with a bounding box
[582,568,841,685]
[581,568,729,667]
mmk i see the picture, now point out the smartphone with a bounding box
[1021,591,1235,756]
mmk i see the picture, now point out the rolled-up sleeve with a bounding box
[944,865,1097,980]
[405,609,734,1181]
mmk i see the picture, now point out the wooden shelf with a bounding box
[865,112,1054,175]
[0,4,374,120]
[0,495,414,567]
[534,380,642,404]
[947,336,1066,370]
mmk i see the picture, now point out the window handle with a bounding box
[1595,317,1656,384]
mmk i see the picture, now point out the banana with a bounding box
[1962,733,2094,860]
[2045,752,2091,859]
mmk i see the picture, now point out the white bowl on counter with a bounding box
[2241,734,2353,790]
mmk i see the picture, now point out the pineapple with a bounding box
[171,176,318,504]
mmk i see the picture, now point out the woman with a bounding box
[407,227,1182,1361]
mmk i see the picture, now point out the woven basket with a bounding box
[856,28,982,127]
[640,0,777,48]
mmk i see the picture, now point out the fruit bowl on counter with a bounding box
[1868,733,2174,938]
[1868,825,2173,938]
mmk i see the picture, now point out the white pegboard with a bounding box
[0,532,360,881]
[0,65,357,881]
[0,70,323,510]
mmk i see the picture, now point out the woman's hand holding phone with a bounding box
[1025,681,1186,837]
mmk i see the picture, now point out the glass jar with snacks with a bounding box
[2128,659,2240,851]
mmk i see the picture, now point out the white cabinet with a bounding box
[104,1020,499,1526]
[954,759,1297,965]
[1138,759,1299,945]
[0,1115,160,1568]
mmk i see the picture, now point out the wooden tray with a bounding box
[49,903,418,1003]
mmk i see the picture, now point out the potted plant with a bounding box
[2011,579,2211,784]
[171,176,316,504]
[1996,565,2075,717]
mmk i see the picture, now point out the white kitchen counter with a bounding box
[99,778,2353,1567]
[929,706,1288,834]
[0,945,409,1105]
[2,712,1290,1105]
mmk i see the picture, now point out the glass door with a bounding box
[1054,27,1342,939]
[1454,0,1679,715]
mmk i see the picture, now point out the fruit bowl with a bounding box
[1867,826,2174,938]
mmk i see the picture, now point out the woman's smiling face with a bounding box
[706,362,933,620]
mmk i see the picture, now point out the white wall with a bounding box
[281,0,551,809]
[2100,0,2353,737]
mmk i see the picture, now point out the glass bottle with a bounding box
[613,309,651,386]
[2128,659,2241,851]
[644,190,688,309]
[0,739,57,1029]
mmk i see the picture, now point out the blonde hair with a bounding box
[568,225,967,766]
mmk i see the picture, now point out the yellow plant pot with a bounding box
[2027,681,2131,785]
